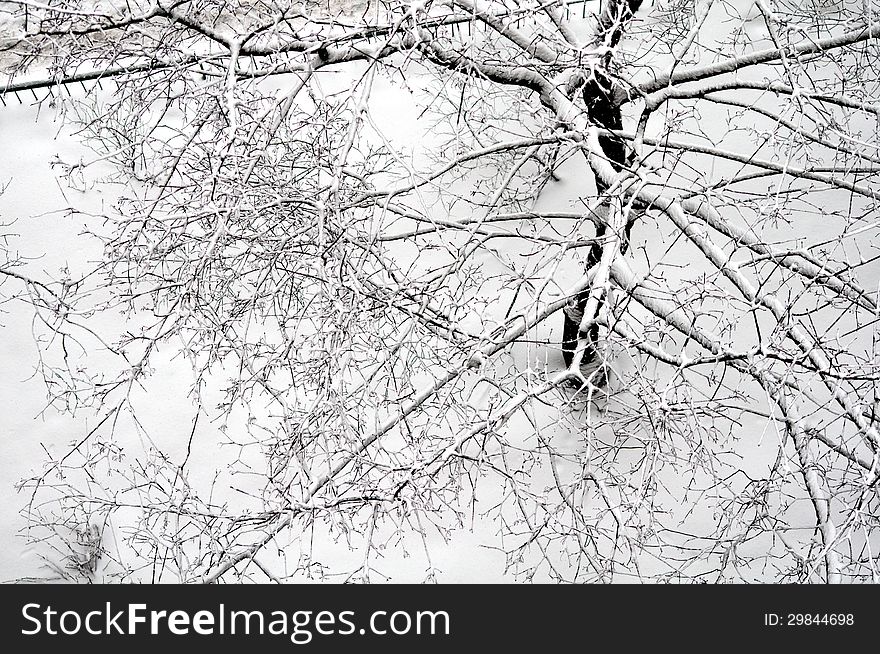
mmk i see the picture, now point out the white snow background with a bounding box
[1,0,878,582]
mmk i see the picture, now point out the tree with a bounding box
[1,0,879,583]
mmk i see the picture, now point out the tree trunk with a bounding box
[561,72,632,370]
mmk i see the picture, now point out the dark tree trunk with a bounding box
[561,69,633,370]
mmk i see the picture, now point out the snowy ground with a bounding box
[0,65,524,584]
[0,71,777,583]
[1,0,877,582]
